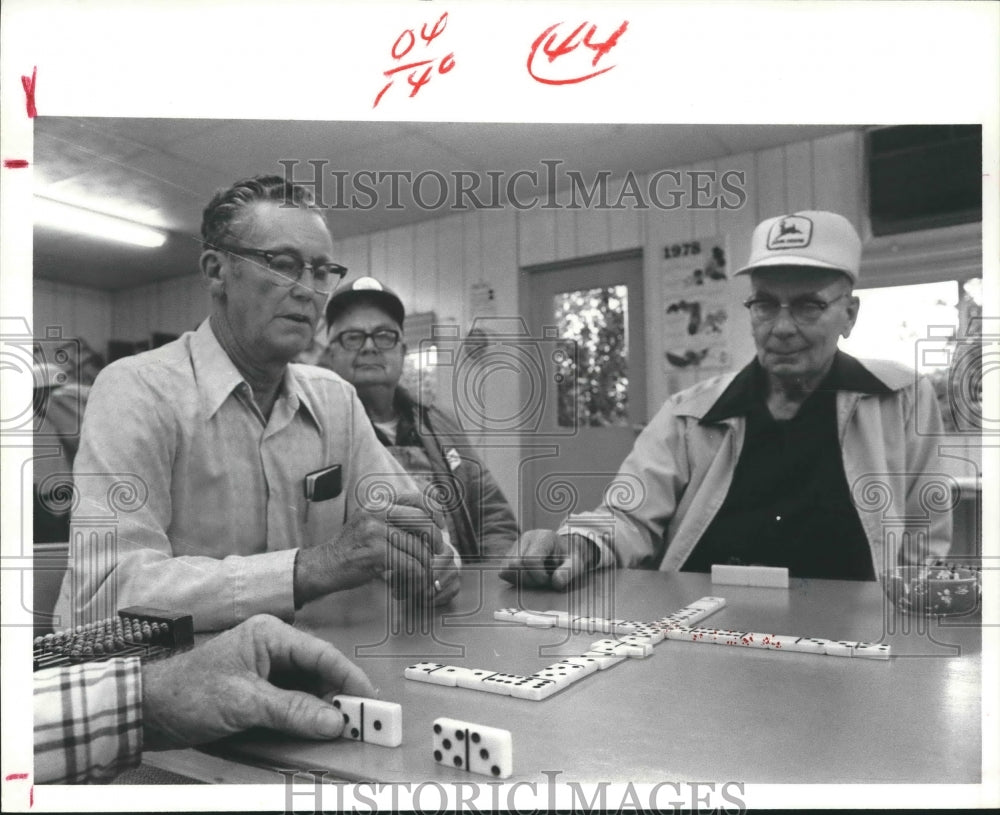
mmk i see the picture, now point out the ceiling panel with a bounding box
[31,119,856,291]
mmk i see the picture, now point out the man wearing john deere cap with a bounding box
[504,210,951,588]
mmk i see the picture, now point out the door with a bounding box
[519,250,646,531]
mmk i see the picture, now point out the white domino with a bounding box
[854,642,891,660]
[531,662,590,686]
[509,676,561,701]
[479,672,528,695]
[404,662,458,686]
[711,564,789,588]
[781,637,830,654]
[522,611,558,628]
[664,625,695,641]
[455,668,501,689]
[823,640,859,657]
[433,717,513,779]
[580,650,627,669]
[330,696,402,747]
[555,657,601,677]
[590,638,653,658]
[543,610,574,628]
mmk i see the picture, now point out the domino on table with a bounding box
[480,672,529,695]
[493,608,555,626]
[711,564,789,588]
[590,638,653,658]
[404,662,458,686]
[580,650,627,669]
[509,676,561,701]
[433,717,513,778]
[531,661,592,687]
[330,696,402,747]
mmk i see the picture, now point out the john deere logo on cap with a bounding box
[766,215,813,250]
[352,276,384,291]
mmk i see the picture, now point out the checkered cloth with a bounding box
[34,658,143,783]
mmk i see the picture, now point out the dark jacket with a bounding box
[369,388,519,562]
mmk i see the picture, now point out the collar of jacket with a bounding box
[668,351,912,424]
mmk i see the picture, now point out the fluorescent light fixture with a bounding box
[34,195,168,248]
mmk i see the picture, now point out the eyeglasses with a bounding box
[331,329,401,351]
[743,292,847,325]
[218,245,347,294]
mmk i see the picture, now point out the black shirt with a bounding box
[681,353,892,581]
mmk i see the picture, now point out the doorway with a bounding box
[519,250,646,531]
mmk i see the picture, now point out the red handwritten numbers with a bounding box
[374,12,455,108]
[22,66,38,117]
[527,21,629,85]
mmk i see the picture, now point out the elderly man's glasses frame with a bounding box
[217,244,347,295]
[743,292,848,325]
[331,329,401,351]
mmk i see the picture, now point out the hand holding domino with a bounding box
[498,530,598,590]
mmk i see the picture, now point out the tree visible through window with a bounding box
[553,285,630,428]
[840,278,983,432]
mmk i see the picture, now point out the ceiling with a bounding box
[32,119,856,291]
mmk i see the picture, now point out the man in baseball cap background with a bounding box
[322,277,519,563]
[503,210,951,588]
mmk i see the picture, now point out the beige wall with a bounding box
[29,128,882,508]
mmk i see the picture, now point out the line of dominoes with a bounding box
[404,597,728,701]
[494,596,891,660]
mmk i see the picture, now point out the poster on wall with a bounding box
[660,236,732,392]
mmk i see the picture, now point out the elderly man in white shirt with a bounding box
[56,175,459,632]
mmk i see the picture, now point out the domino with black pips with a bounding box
[479,672,529,695]
[433,717,513,778]
[531,662,591,686]
[780,637,830,654]
[509,676,561,701]
[823,640,860,657]
[455,668,501,690]
[590,637,653,658]
[554,656,601,677]
[330,696,402,747]
[404,662,459,686]
[580,650,627,669]
[854,642,891,660]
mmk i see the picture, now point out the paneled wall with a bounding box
[33,129,867,509]
[33,280,112,354]
[110,273,210,341]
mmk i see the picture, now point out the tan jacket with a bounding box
[560,357,953,577]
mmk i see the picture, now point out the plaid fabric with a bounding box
[34,658,143,783]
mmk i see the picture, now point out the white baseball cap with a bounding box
[735,210,862,283]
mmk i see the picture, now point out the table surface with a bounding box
[147,567,982,785]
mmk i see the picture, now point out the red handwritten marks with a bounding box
[4,159,30,169]
[21,66,38,117]
[527,21,628,85]
[374,12,455,108]
[5,774,32,807]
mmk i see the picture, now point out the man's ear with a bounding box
[841,294,860,339]
[201,249,226,298]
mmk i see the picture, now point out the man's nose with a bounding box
[770,307,799,335]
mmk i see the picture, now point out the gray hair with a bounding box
[200,175,317,249]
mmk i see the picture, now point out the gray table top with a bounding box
[197,566,981,785]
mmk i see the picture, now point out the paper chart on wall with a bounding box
[660,236,732,378]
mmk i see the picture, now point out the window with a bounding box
[841,278,982,431]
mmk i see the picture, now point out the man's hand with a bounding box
[142,615,375,750]
[498,530,600,590]
[294,493,461,607]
